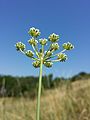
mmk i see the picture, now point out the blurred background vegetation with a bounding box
[0,72,90,120]
[0,72,90,99]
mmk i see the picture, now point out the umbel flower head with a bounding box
[50,43,59,51]
[15,42,25,51]
[32,61,40,68]
[48,33,59,42]
[44,61,53,68]
[39,38,47,45]
[15,27,74,68]
[28,38,38,46]
[63,42,74,50]
[57,53,67,62]
[28,27,40,38]
[25,50,34,58]
[45,50,53,57]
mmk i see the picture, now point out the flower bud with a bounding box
[15,42,25,51]
[28,38,38,46]
[44,61,53,68]
[32,61,40,68]
[57,53,67,62]
[48,33,59,42]
[28,27,40,37]
[25,50,34,58]
[38,52,43,58]
[45,51,53,57]
[63,42,74,50]
[39,38,47,45]
[50,43,59,51]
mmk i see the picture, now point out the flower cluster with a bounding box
[57,53,67,62]
[25,50,34,58]
[28,27,40,38]
[15,42,25,51]
[50,43,59,51]
[63,42,74,50]
[15,27,74,68]
[44,61,53,68]
[48,33,59,42]
[45,51,53,57]
[32,61,40,68]
[39,38,47,45]
[28,38,38,46]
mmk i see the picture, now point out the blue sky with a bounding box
[0,0,90,77]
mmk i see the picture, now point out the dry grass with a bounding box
[0,79,90,120]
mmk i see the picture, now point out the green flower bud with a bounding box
[45,51,53,57]
[28,38,38,46]
[48,33,59,42]
[57,53,67,62]
[63,42,74,50]
[32,61,40,68]
[15,42,25,51]
[44,61,53,68]
[38,49,43,58]
[50,43,59,51]
[39,38,47,45]
[28,27,40,37]
[25,50,34,58]
[38,52,43,58]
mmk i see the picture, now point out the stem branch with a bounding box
[32,45,39,57]
[45,49,66,60]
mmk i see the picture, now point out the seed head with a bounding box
[32,61,40,68]
[28,38,38,46]
[50,43,59,51]
[28,27,40,37]
[38,52,43,58]
[57,53,67,62]
[45,51,53,57]
[25,50,34,58]
[63,42,74,50]
[44,61,53,68]
[48,33,59,42]
[15,42,25,51]
[39,38,47,45]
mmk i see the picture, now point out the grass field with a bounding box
[0,79,90,120]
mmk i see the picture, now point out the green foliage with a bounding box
[71,72,90,82]
[0,72,90,98]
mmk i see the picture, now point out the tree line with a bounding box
[0,72,90,98]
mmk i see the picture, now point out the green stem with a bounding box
[44,44,51,57]
[32,45,39,57]
[42,45,44,57]
[36,58,43,120]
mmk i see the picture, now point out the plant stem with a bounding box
[32,45,39,57]
[36,58,43,120]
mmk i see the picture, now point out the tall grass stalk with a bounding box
[2,78,6,120]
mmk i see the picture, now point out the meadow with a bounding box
[0,78,90,120]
